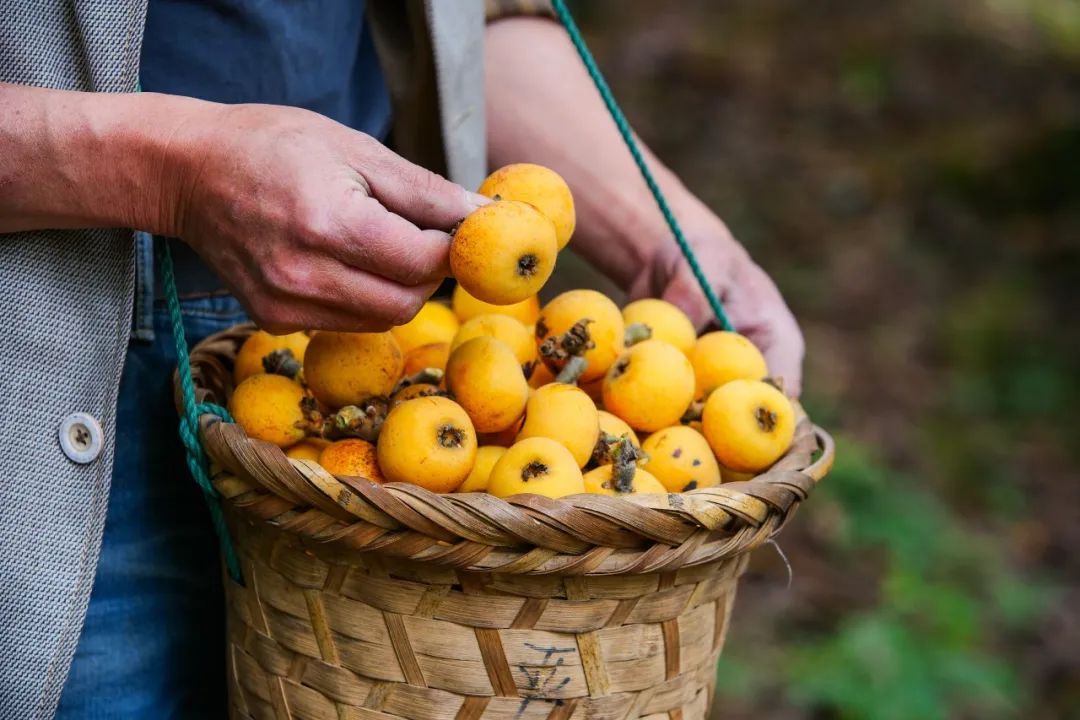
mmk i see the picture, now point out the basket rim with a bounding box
[185,323,834,575]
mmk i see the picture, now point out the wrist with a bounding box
[83,91,220,236]
[577,163,709,287]
[0,84,217,235]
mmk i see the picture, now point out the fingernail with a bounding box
[466,191,491,209]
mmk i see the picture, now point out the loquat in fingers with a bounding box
[477,163,576,250]
[450,200,557,305]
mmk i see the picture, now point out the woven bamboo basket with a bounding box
[183,323,834,720]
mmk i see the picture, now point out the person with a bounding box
[0,1,803,717]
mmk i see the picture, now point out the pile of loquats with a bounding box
[228,164,797,500]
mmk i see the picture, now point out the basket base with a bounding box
[223,516,747,720]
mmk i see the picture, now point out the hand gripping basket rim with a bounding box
[185,323,834,577]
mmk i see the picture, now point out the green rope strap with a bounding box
[159,243,244,583]
[551,0,734,331]
[162,2,731,586]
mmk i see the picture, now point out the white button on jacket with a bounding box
[58,412,103,464]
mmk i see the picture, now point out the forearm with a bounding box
[0,83,210,235]
[485,17,715,287]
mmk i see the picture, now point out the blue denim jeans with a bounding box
[56,293,247,719]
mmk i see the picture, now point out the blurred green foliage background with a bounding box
[566,1,1079,717]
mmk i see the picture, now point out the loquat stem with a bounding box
[320,396,390,441]
[554,355,588,384]
[539,319,594,366]
[590,431,621,466]
[623,322,652,346]
[612,437,639,493]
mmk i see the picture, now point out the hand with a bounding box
[629,210,805,396]
[163,103,484,332]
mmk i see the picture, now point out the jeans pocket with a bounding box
[154,295,248,348]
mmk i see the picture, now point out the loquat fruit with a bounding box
[451,284,540,325]
[376,396,477,492]
[403,342,451,377]
[457,445,507,493]
[702,379,795,473]
[583,465,666,496]
[720,465,757,483]
[477,163,576,250]
[602,339,695,432]
[515,383,599,467]
[621,299,696,354]
[689,331,768,399]
[284,437,330,462]
[535,290,624,383]
[390,301,459,356]
[641,425,721,493]
[487,437,585,499]
[233,330,310,384]
[450,200,557,305]
[390,382,442,408]
[228,373,307,448]
[303,331,403,409]
[597,410,640,448]
[451,314,536,367]
[445,336,529,433]
[319,438,385,482]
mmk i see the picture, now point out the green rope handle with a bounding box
[552,0,734,331]
[159,243,244,584]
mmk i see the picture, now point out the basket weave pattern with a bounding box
[185,325,834,720]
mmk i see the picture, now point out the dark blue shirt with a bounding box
[140,0,391,137]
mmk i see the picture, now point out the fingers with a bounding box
[321,195,452,285]
[239,253,440,333]
[348,138,488,230]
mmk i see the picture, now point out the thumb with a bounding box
[352,140,489,231]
